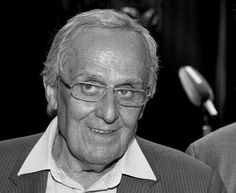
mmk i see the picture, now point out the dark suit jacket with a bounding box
[0,133,226,193]
[186,122,236,193]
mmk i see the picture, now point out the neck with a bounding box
[52,132,115,188]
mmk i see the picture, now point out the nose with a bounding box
[95,89,119,124]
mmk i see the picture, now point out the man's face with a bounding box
[56,28,150,171]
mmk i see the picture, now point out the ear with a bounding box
[44,83,57,111]
[138,105,146,120]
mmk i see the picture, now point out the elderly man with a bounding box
[0,9,226,192]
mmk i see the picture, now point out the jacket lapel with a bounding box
[9,169,48,193]
[117,174,159,193]
[7,133,48,193]
[117,137,161,193]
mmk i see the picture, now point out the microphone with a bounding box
[178,66,218,117]
[178,66,218,135]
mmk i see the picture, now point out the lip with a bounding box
[88,126,119,135]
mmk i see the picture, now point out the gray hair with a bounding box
[41,9,159,98]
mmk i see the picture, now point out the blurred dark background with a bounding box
[1,0,235,151]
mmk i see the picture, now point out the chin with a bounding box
[87,157,119,173]
[85,151,122,171]
[89,154,117,165]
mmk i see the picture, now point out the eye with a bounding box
[117,89,134,98]
[80,83,101,95]
[82,83,95,91]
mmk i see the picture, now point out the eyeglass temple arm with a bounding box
[57,76,71,89]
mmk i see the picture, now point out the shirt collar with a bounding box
[18,116,156,181]
[18,117,58,175]
[122,138,156,181]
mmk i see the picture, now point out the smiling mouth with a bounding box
[90,128,115,134]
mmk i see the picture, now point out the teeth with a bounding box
[91,128,113,134]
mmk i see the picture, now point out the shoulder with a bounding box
[136,137,225,192]
[187,122,236,152]
[137,136,212,170]
[198,122,236,144]
[185,123,236,193]
[136,137,214,177]
[0,133,43,148]
[0,133,43,162]
[185,122,236,164]
[0,134,43,189]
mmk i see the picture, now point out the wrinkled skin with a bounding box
[46,28,150,178]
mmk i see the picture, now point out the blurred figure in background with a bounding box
[186,122,236,193]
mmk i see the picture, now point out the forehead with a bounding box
[63,27,150,85]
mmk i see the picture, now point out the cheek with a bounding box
[118,108,141,153]
[120,107,142,129]
[56,90,95,135]
[57,87,94,118]
[69,101,94,120]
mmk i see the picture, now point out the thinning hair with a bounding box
[41,9,159,98]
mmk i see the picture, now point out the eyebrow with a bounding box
[74,73,144,87]
[115,80,144,88]
[74,73,103,82]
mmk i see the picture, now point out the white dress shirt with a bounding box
[18,117,156,193]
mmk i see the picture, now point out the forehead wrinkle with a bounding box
[65,28,149,87]
[73,72,105,82]
[73,71,144,86]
